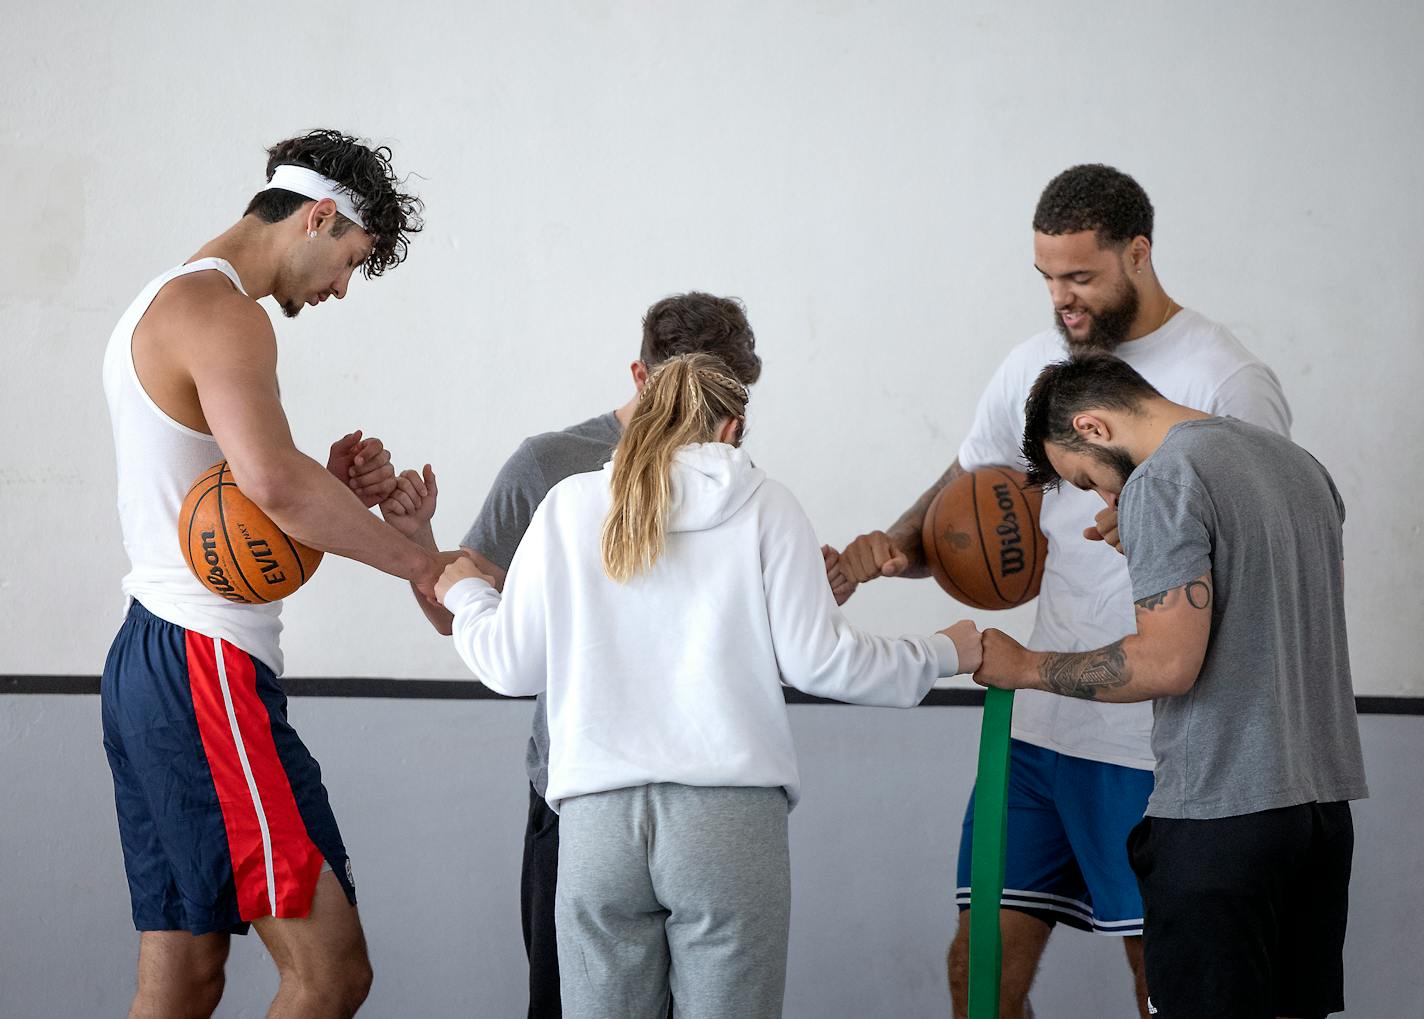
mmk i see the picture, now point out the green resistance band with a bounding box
[968,686,1016,1019]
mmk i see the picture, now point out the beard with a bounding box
[1091,444,1139,488]
[281,299,302,319]
[1054,274,1139,352]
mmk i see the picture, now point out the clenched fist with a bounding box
[940,619,983,675]
[838,530,911,585]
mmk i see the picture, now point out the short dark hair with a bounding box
[1021,354,1161,489]
[243,129,423,278]
[1033,164,1154,248]
[641,293,762,387]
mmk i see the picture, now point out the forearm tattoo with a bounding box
[890,459,967,548]
[1038,639,1130,700]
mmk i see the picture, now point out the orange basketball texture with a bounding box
[922,466,1047,610]
[179,461,322,603]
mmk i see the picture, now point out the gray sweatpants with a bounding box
[555,783,791,1019]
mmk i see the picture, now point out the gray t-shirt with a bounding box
[461,412,622,796]
[1118,416,1369,820]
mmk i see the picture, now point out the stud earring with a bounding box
[308,230,317,239]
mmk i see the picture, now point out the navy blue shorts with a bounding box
[956,739,1153,935]
[101,601,355,935]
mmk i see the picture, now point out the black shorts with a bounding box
[522,783,562,1018]
[1127,801,1353,1019]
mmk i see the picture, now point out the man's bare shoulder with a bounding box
[149,269,275,356]
[129,269,280,432]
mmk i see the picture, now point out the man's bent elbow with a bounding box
[229,454,310,519]
[1158,662,1201,698]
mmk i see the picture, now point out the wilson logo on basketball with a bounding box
[922,466,1048,610]
[991,482,1026,578]
[199,529,250,603]
[179,461,323,602]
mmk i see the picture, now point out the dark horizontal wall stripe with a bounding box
[3,675,99,695]
[287,677,519,700]
[4,675,1422,714]
[1355,696,1424,716]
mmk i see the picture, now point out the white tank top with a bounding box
[103,258,284,673]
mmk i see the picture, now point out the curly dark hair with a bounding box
[641,293,762,387]
[1033,164,1153,248]
[1021,354,1161,489]
[242,129,423,277]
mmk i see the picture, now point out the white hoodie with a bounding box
[443,443,959,810]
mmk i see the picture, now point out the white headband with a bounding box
[261,164,368,231]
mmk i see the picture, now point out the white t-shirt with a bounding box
[958,308,1291,769]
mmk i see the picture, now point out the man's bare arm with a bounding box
[975,573,1214,702]
[181,296,440,591]
[885,458,967,576]
[837,458,966,585]
[399,522,455,634]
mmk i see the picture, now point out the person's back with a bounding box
[1120,416,1368,819]
[522,442,948,809]
[379,292,770,1019]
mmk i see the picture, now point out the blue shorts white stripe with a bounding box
[955,739,1153,935]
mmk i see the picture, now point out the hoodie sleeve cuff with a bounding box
[926,632,960,678]
[441,576,495,614]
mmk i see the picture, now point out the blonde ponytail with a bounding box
[602,353,749,582]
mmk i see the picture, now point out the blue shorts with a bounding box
[955,739,1153,935]
[101,601,355,935]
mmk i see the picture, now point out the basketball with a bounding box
[922,466,1047,611]
[178,461,322,603]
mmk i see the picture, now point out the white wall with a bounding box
[2,1,1421,691]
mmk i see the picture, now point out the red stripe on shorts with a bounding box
[185,633,325,920]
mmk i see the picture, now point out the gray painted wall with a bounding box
[3,695,1419,1017]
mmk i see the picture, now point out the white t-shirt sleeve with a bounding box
[758,484,959,705]
[442,505,552,696]
[958,347,1033,472]
[1209,362,1292,438]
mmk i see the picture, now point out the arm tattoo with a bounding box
[934,458,968,489]
[1135,589,1174,611]
[889,459,967,547]
[1038,639,1130,700]
[1134,579,1212,614]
